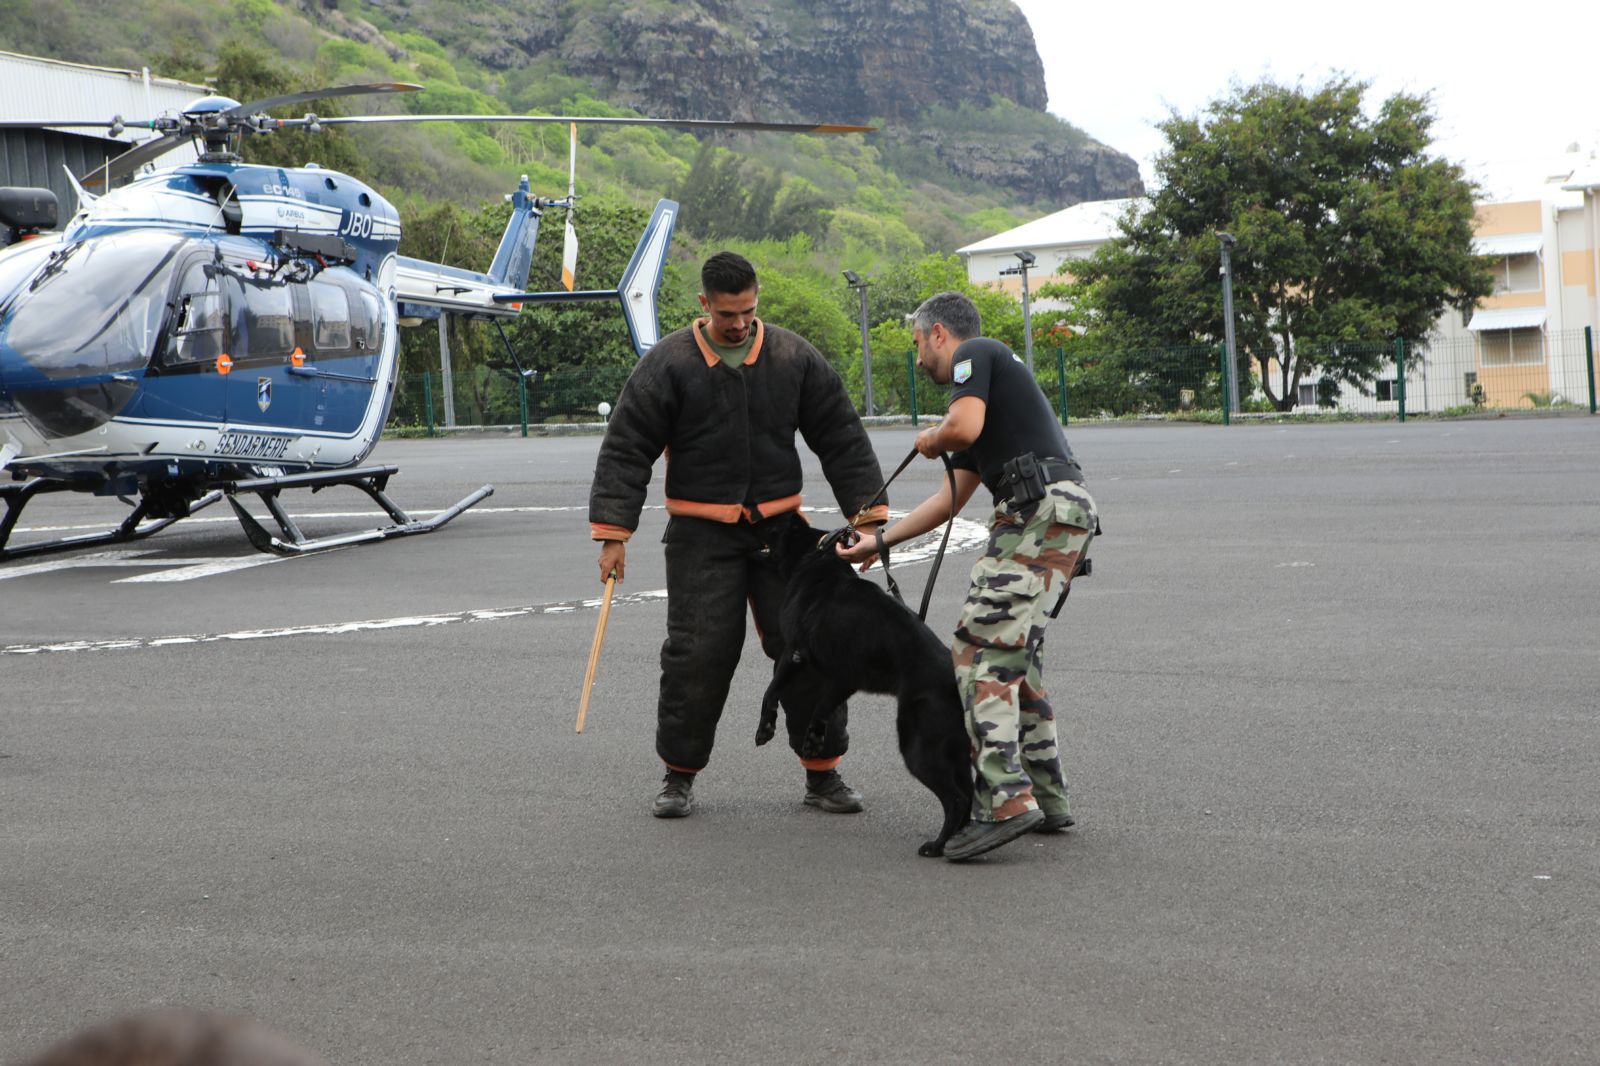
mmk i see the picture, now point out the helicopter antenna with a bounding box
[62,166,98,211]
[200,182,240,239]
[562,122,578,292]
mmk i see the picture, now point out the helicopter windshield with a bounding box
[0,230,186,380]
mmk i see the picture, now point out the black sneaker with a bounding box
[943,808,1045,861]
[652,771,695,818]
[1033,812,1076,833]
[803,770,864,813]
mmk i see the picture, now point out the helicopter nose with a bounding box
[0,339,139,438]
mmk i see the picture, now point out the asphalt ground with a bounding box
[2,416,1598,1064]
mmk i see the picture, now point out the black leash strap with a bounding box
[868,452,959,622]
[850,447,920,528]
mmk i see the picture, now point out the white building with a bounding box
[957,198,1136,310]
[0,49,206,220]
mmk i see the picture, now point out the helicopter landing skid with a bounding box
[0,478,225,561]
[222,465,494,555]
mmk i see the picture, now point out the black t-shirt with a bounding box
[946,336,1078,495]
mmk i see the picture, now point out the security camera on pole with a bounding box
[999,250,1037,372]
[843,270,874,416]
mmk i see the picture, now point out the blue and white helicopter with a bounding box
[0,83,869,559]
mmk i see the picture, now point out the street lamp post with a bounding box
[1216,232,1241,415]
[999,250,1037,371]
[843,270,874,415]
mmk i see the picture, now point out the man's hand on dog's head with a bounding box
[597,540,626,583]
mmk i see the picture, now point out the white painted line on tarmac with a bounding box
[113,556,286,583]
[3,589,671,656]
[7,504,598,536]
[2,516,988,657]
[0,548,285,583]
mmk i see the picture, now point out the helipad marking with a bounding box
[1,515,988,656]
[7,504,596,537]
[3,590,672,655]
[0,548,284,583]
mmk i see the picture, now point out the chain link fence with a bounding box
[386,328,1597,432]
[391,363,635,434]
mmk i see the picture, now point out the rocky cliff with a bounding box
[361,0,1144,207]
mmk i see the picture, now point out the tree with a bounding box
[834,253,1031,412]
[1070,77,1493,410]
[673,145,838,244]
[166,43,374,182]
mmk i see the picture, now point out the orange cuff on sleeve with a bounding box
[591,523,634,542]
[856,504,890,525]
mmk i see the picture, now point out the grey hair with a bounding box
[910,291,981,340]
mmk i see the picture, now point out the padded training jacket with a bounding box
[589,318,888,540]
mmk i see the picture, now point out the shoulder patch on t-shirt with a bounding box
[953,359,972,384]
[1011,351,1024,364]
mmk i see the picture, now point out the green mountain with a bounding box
[1,0,1143,256]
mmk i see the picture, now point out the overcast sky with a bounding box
[1010,0,1600,202]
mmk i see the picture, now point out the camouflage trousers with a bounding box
[951,478,1097,822]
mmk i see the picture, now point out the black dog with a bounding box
[756,522,974,856]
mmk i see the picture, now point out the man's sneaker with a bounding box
[803,770,864,813]
[943,808,1046,861]
[652,771,695,818]
[1033,812,1076,833]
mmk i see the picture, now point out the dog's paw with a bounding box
[799,730,828,759]
[754,719,776,746]
[918,840,944,858]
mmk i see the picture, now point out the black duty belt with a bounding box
[995,454,1083,507]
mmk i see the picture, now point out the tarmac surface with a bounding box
[3,417,1598,1064]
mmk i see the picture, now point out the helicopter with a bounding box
[0,82,870,559]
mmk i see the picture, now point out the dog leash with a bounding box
[851,447,959,622]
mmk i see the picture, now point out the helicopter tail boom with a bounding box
[394,174,542,321]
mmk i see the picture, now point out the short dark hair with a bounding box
[701,251,758,296]
[911,291,981,340]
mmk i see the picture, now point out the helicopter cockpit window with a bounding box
[1,230,185,379]
[310,281,351,352]
[353,290,384,352]
[165,262,228,366]
[241,281,294,358]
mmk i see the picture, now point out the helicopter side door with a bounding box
[223,276,303,433]
[299,274,384,435]
[139,257,230,424]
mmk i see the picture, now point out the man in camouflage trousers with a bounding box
[838,291,1097,861]
[955,478,1095,835]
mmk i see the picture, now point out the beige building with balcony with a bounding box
[1423,155,1599,409]
[958,163,1599,413]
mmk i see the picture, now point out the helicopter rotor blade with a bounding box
[217,82,422,120]
[562,122,578,292]
[80,131,190,187]
[567,121,578,201]
[0,119,156,130]
[296,114,875,134]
